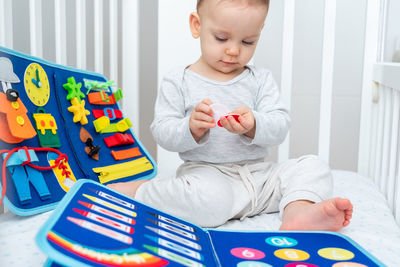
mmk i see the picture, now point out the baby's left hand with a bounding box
[219,106,256,139]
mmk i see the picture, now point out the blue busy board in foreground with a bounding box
[0,46,156,216]
[36,179,384,267]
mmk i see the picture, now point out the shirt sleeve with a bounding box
[240,68,291,147]
[150,70,207,152]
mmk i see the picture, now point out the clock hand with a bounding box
[31,78,40,87]
[35,69,42,87]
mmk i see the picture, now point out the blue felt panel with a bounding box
[36,179,215,267]
[0,46,156,215]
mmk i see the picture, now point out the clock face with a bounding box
[24,63,50,106]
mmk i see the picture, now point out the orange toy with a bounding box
[87,89,123,105]
[0,92,36,143]
[111,147,142,160]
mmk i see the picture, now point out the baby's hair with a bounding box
[197,0,270,11]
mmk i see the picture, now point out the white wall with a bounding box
[384,0,400,61]
[157,0,198,173]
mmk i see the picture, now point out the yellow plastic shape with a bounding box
[67,97,90,125]
[33,113,58,135]
[100,118,133,133]
[49,158,77,192]
[93,116,110,133]
[92,157,153,184]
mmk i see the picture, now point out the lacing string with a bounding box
[56,158,71,178]
[0,147,68,207]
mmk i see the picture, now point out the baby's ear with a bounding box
[189,12,201,39]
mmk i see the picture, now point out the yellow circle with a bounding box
[318,248,354,261]
[24,63,50,106]
[16,116,25,125]
[11,101,20,109]
[274,249,310,261]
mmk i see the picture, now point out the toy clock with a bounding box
[24,63,50,106]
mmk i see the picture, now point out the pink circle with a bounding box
[230,247,265,260]
[285,263,319,267]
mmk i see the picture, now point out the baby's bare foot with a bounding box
[279,198,353,231]
[107,180,149,198]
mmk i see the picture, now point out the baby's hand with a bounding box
[190,98,216,142]
[219,106,256,138]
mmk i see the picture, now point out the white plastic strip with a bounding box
[76,0,87,69]
[358,0,381,175]
[368,96,378,179]
[377,0,388,61]
[54,0,67,65]
[0,0,5,46]
[373,85,385,184]
[29,0,43,57]
[395,134,400,223]
[373,63,400,90]
[379,87,392,194]
[0,0,13,48]
[109,0,118,81]
[278,0,295,162]
[318,0,337,163]
[94,0,104,73]
[387,90,399,210]
[122,0,139,135]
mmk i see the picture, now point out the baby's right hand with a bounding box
[190,98,216,142]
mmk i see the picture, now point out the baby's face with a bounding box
[198,0,268,75]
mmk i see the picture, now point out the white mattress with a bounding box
[1,170,400,267]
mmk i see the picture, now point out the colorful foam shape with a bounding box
[63,77,85,102]
[4,149,51,204]
[0,92,37,142]
[67,97,90,125]
[33,109,61,148]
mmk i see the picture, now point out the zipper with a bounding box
[93,157,154,184]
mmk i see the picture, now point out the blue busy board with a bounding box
[0,46,156,216]
[36,179,384,267]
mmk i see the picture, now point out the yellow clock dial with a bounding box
[24,63,50,106]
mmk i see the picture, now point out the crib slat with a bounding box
[278,0,295,162]
[374,85,385,184]
[387,90,400,209]
[358,0,381,175]
[379,87,393,195]
[94,0,104,73]
[76,0,87,69]
[368,91,379,178]
[122,0,139,134]
[29,0,43,57]
[318,0,337,163]
[0,0,13,48]
[109,0,118,81]
[54,0,67,65]
[0,0,5,46]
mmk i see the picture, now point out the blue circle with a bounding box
[265,236,298,247]
[237,261,272,267]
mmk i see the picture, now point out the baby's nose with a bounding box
[225,46,240,56]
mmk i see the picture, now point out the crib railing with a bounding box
[369,62,400,224]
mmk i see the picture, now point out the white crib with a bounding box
[1,0,400,266]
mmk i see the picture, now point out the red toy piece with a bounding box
[104,133,134,148]
[217,114,240,127]
[92,108,123,120]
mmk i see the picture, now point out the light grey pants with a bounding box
[135,155,333,227]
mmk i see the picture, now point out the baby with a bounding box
[109,0,353,230]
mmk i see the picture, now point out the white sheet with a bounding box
[1,170,399,266]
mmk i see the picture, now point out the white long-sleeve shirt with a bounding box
[150,66,291,163]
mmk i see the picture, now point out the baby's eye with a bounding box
[215,36,227,42]
[242,40,255,45]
